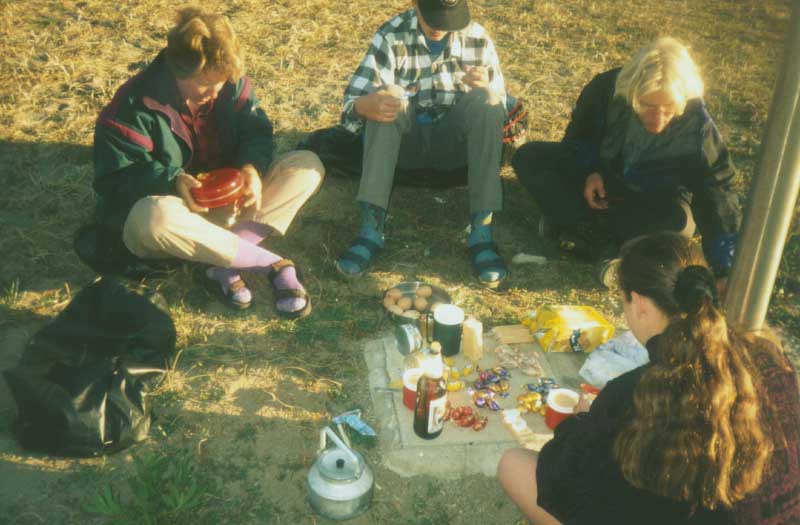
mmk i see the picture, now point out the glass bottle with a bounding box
[413,343,447,440]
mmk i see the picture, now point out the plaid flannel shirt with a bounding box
[341,9,506,133]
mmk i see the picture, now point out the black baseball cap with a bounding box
[417,0,470,32]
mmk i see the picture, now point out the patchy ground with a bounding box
[0,0,798,523]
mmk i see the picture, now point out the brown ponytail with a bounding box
[165,6,243,81]
[612,233,775,508]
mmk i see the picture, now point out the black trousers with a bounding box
[512,141,694,247]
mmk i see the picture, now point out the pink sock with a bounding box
[230,238,282,269]
[207,239,280,301]
[207,267,252,305]
[214,239,305,314]
[231,220,275,246]
[271,265,306,313]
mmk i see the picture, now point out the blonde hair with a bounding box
[615,37,704,116]
[165,7,243,81]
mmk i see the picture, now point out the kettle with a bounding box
[307,426,374,521]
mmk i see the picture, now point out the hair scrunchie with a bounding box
[674,265,718,313]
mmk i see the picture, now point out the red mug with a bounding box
[545,388,580,430]
[402,368,423,411]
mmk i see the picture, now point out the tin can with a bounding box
[395,323,423,355]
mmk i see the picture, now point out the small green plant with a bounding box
[83,449,205,525]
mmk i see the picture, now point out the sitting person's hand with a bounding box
[574,393,592,414]
[463,65,490,89]
[354,86,405,123]
[240,164,262,210]
[584,172,609,210]
[175,172,209,213]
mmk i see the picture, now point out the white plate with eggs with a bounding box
[382,281,452,324]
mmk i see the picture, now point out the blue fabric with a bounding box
[468,212,493,245]
[505,94,518,114]
[468,212,506,283]
[359,201,386,236]
[707,233,738,276]
[415,35,446,126]
[424,34,447,58]
[336,202,386,275]
[563,138,599,172]
[416,112,435,125]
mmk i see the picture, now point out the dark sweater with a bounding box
[536,335,800,525]
[562,68,741,275]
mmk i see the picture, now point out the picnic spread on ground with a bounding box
[376,281,618,447]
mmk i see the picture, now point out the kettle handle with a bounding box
[319,426,362,477]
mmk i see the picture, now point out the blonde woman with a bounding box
[512,38,740,289]
[93,7,324,317]
[498,233,800,525]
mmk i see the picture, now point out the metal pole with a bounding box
[723,1,800,331]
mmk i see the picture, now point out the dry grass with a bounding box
[0,0,798,523]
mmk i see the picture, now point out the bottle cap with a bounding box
[423,343,444,377]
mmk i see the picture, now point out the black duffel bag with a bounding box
[2,278,176,457]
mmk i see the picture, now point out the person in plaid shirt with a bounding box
[335,0,509,289]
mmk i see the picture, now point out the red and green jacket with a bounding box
[93,50,274,234]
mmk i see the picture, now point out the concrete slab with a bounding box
[365,331,588,478]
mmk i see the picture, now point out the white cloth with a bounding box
[579,331,649,388]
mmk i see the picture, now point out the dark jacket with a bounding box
[93,51,274,234]
[536,335,800,525]
[563,68,741,274]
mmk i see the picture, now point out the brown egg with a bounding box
[387,304,404,315]
[416,285,433,298]
[402,309,421,320]
[397,296,413,310]
[386,288,403,300]
[413,296,429,311]
[383,296,397,308]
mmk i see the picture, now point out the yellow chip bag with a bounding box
[523,305,615,353]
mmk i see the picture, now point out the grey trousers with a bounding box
[357,87,506,213]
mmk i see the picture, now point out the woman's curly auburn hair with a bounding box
[165,6,243,81]
[612,233,779,509]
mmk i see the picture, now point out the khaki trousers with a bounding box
[122,150,325,267]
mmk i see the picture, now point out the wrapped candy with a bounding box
[446,405,488,431]
[446,380,464,392]
[526,377,559,398]
[516,392,543,413]
[494,344,543,376]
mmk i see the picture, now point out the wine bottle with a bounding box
[413,342,447,439]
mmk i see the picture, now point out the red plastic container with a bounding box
[191,167,245,208]
[402,368,423,411]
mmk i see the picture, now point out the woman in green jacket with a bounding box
[93,7,324,317]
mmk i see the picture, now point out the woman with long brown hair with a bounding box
[498,232,800,524]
